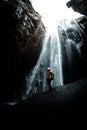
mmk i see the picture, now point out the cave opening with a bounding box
[23,0,84,99]
[1,1,87,124]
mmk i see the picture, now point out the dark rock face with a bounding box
[66,0,87,15]
[1,0,45,101]
[0,79,87,127]
[58,16,87,84]
[7,0,45,72]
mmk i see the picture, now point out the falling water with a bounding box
[49,29,63,86]
[22,0,83,99]
[24,27,63,98]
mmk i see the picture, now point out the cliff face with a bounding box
[58,16,87,84]
[7,0,45,73]
[1,0,45,101]
[1,0,87,101]
[66,0,87,15]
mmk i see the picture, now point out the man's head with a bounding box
[47,67,51,71]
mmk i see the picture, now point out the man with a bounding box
[47,67,54,91]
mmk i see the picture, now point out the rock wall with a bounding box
[58,16,87,84]
[1,0,45,101]
[66,0,87,15]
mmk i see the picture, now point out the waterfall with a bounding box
[49,29,63,87]
[22,27,63,99]
[22,0,83,99]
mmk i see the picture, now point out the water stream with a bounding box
[24,27,63,98]
[22,0,83,99]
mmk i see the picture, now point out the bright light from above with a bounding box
[30,0,83,31]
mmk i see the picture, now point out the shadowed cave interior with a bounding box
[0,0,87,127]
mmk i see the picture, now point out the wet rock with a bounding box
[6,0,45,72]
[66,0,87,15]
[58,16,87,84]
[1,0,45,101]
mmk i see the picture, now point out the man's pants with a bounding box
[47,79,52,91]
